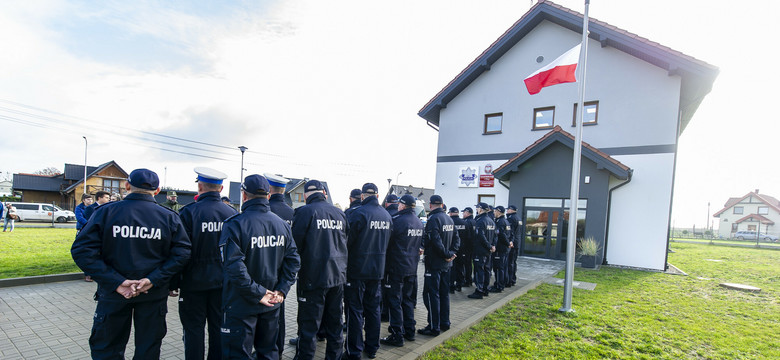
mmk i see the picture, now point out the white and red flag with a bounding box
[524,44,580,95]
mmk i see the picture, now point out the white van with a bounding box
[6,202,76,222]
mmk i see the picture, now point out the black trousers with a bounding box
[385,274,417,335]
[344,279,381,357]
[508,246,518,285]
[295,286,344,360]
[422,269,450,330]
[89,298,168,360]
[492,252,508,290]
[179,288,222,360]
[472,255,491,294]
[221,308,279,360]
[461,248,474,286]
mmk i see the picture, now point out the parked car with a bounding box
[732,230,778,242]
[5,202,76,223]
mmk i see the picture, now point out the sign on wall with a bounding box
[480,163,495,187]
[458,166,478,188]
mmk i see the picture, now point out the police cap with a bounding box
[495,205,505,213]
[386,194,399,203]
[194,167,228,185]
[128,168,159,190]
[448,207,459,214]
[475,202,490,210]
[264,173,290,188]
[399,195,416,206]
[362,183,378,195]
[242,174,270,195]
[349,189,361,198]
[167,191,177,197]
[508,205,518,211]
[462,207,474,213]
[430,195,443,204]
[304,179,326,192]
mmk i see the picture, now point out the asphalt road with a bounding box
[9,221,76,229]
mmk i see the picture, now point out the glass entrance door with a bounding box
[523,209,563,259]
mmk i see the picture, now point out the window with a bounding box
[484,113,503,134]
[294,192,304,203]
[731,223,738,232]
[572,101,599,126]
[733,206,744,214]
[533,107,555,130]
[478,194,495,206]
[42,205,54,211]
[103,179,122,194]
[747,225,756,231]
[758,206,769,215]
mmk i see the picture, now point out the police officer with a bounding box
[506,205,521,287]
[379,195,423,347]
[163,190,184,212]
[418,195,459,336]
[461,207,477,288]
[344,183,392,360]
[344,188,361,218]
[467,203,495,299]
[448,207,468,293]
[384,194,399,216]
[292,180,349,360]
[71,168,192,359]
[172,167,237,360]
[489,206,512,293]
[220,175,301,359]
[265,172,294,358]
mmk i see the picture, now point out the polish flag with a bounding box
[524,44,580,95]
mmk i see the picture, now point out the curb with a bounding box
[0,272,85,288]
[398,277,547,360]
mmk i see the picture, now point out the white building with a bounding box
[713,190,780,239]
[417,1,718,270]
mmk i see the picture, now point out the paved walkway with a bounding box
[0,257,564,359]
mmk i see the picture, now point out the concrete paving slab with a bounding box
[0,256,563,359]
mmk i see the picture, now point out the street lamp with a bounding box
[83,136,88,198]
[238,146,248,212]
[396,172,402,187]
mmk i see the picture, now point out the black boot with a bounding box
[380,333,405,347]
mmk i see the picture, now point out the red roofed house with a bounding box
[713,190,780,239]
[417,1,718,270]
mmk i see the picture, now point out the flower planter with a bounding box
[580,255,596,269]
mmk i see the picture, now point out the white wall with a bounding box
[435,161,510,211]
[606,153,676,270]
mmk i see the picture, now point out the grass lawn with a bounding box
[673,237,780,249]
[0,228,81,279]
[423,242,779,359]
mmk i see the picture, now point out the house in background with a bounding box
[713,190,780,238]
[0,180,13,197]
[12,161,128,210]
[417,1,717,270]
[383,185,435,207]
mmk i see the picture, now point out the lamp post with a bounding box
[82,136,88,198]
[238,146,248,212]
[396,172,402,187]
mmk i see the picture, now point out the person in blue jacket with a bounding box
[467,203,496,299]
[344,183,392,360]
[219,174,300,359]
[460,207,477,288]
[379,195,423,347]
[489,206,513,293]
[448,207,468,293]
[418,195,459,336]
[83,191,110,222]
[75,193,94,232]
[292,179,349,360]
[265,172,295,358]
[343,188,362,218]
[171,167,236,360]
[71,168,192,359]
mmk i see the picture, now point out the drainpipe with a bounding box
[602,170,633,265]
[498,179,510,190]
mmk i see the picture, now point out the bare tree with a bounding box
[33,167,62,176]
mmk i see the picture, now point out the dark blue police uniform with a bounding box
[506,208,521,287]
[219,185,300,360]
[461,211,477,287]
[291,183,349,360]
[380,195,399,322]
[380,198,423,346]
[449,211,468,291]
[175,190,237,360]
[268,185,295,358]
[71,169,191,360]
[344,186,392,359]
[419,198,459,335]
[469,208,496,298]
[491,211,511,292]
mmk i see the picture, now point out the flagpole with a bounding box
[560,0,590,313]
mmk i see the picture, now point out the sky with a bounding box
[1,0,778,229]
